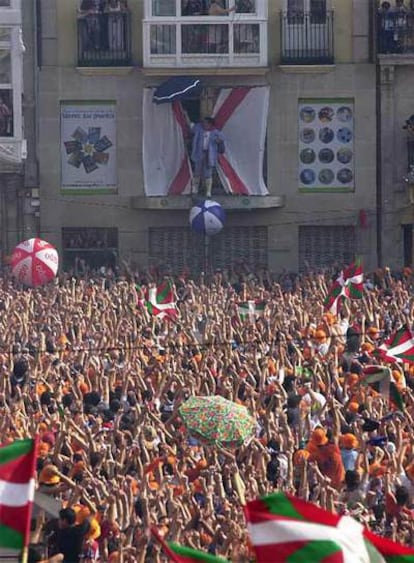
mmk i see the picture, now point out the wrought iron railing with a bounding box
[77,11,131,67]
[280,10,334,64]
[377,11,414,54]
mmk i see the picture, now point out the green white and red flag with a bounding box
[0,438,37,560]
[374,327,414,365]
[151,527,228,562]
[146,280,178,319]
[238,300,265,322]
[244,492,414,562]
[324,259,363,315]
[361,365,404,411]
[342,259,364,300]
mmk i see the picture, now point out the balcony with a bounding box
[280,10,334,65]
[77,11,131,67]
[377,11,414,55]
[143,0,267,69]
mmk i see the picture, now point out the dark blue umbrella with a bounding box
[153,76,201,104]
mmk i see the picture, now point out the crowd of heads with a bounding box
[2,264,414,561]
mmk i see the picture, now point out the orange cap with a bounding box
[311,428,328,446]
[293,449,310,465]
[348,402,360,413]
[340,433,359,450]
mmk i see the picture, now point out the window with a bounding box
[152,0,176,16]
[0,28,13,137]
[299,226,355,270]
[149,1,257,17]
[0,90,13,136]
[62,228,118,271]
[144,0,267,68]
[310,0,326,24]
[77,1,132,67]
[0,49,11,82]
[286,0,326,24]
[287,0,304,24]
[0,1,11,6]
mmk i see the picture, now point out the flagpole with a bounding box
[204,233,210,276]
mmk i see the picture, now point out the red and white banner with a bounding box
[143,89,192,196]
[214,86,269,196]
[143,86,269,196]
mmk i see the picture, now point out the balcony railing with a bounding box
[143,17,267,68]
[77,11,131,67]
[280,10,334,65]
[377,12,414,55]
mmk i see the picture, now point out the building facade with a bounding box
[34,0,378,274]
[0,0,38,263]
[376,0,414,269]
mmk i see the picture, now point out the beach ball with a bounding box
[189,200,226,236]
[11,238,59,287]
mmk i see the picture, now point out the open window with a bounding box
[144,0,267,68]
[62,227,118,271]
[282,0,333,64]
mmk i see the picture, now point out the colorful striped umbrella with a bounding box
[179,396,255,447]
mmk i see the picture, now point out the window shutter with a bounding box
[299,225,355,270]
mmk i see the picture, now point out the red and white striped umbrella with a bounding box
[11,238,59,287]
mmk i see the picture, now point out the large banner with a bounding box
[142,87,269,196]
[298,98,354,192]
[60,103,117,193]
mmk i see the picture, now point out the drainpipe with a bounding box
[373,0,383,267]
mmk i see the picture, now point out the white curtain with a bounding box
[214,86,269,196]
[143,89,191,196]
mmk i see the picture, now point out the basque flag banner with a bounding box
[146,280,178,320]
[245,492,414,562]
[151,527,227,562]
[374,327,414,365]
[324,259,363,315]
[0,439,37,562]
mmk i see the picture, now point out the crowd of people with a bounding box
[2,264,414,561]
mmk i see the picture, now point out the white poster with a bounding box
[298,99,354,191]
[61,103,117,193]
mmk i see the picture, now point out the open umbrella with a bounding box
[153,76,201,104]
[179,395,255,447]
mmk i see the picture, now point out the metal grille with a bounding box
[299,225,355,270]
[149,226,268,275]
[149,227,204,275]
[211,226,268,271]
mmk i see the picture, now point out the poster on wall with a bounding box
[60,103,117,193]
[298,99,354,192]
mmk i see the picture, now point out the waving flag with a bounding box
[146,280,178,319]
[238,301,265,322]
[151,527,228,562]
[361,365,404,411]
[0,439,37,561]
[245,492,414,562]
[324,259,363,315]
[374,327,414,365]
